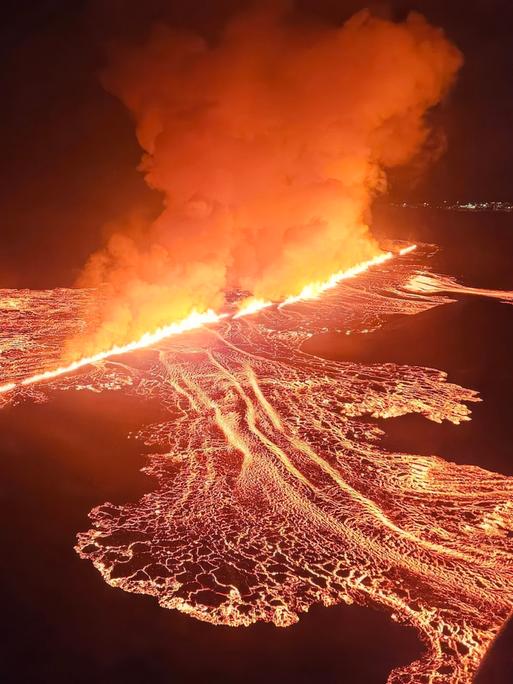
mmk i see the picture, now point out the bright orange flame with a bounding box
[398,244,417,256]
[0,246,416,394]
[234,298,273,318]
[0,309,222,395]
[279,251,396,307]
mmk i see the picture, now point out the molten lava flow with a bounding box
[0,247,415,395]
[406,272,513,304]
[279,251,397,307]
[279,246,417,308]
[2,244,513,684]
[0,309,222,395]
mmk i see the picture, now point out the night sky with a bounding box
[1,0,513,287]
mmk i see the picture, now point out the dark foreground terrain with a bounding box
[1,207,512,683]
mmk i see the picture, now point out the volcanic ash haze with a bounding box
[77,3,462,354]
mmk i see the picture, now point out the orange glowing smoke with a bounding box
[0,246,415,394]
[73,4,461,356]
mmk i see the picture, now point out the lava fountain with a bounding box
[0,247,414,395]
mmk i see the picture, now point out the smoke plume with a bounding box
[77,2,462,353]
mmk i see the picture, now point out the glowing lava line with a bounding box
[233,298,273,319]
[0,309,222,394]
[279,245,416,308]
[0,245,416,395]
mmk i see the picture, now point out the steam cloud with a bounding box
[77,2,462,353]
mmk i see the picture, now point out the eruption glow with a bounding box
[74,5,461,352]
[2,245,513,684]
[0,247,415,394]
[0,309,221,394]
[0,6,486,683]
[279,249,416,307]
[406,272,513,305]
[234,298,273,319]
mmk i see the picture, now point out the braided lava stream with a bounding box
[1,244,513,683]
